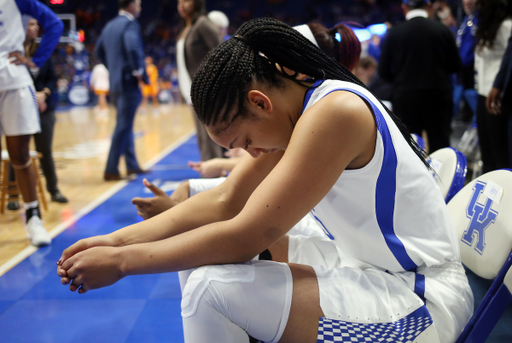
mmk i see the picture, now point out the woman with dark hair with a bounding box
[58,18,472,343]
[474,0,512,172]
[306,22,362,73]
[176,0,223,161]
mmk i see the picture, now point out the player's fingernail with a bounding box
[56,258,62,265]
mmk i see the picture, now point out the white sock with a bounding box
[24,200,39,210]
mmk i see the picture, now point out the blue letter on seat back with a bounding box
[462,181,498,255]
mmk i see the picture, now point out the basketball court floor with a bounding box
[0,103,510,342]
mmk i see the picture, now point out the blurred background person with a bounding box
[379,0,461,153]
[24,18,68,204]
[0,0,63,246]
[8,18,69,209]
[95,0,149,181]
[140,56,160,113]
[354,56,378,86]
[306,21,361,73]
[207,10,230,41]
[488,7,512,171]
[90,62,110,117]
[474,0,512,173]
[176,0,223,161]
[455,0,478,123]
[367,34,382,62]
[432,0,458,36]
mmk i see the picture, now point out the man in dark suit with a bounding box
[379,0,461,153]
[487,27,512,167]
[95,0,149,181]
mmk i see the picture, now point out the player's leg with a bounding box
[2,86,50,245]
[5,135,37,202]
[181,261,322,343]
[6,134,50,245]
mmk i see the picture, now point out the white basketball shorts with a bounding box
[0,85,40,136]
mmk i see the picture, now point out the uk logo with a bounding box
[461,181,498,255]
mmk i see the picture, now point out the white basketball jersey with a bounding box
[304,80,460,274]
[0,0,32,91]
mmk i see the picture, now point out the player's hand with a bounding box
[188,159,227,178]
[35,92,47,112]
[131,179,177,220]
[486,87,502,115]
[57,235,116,282]
[8,51,36,69]
[59,246,125,294]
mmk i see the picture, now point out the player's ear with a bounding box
[247,90,273,113]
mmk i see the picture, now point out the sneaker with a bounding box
[7,201,20,210]
[51,191,68,203]
[26,216,51,246]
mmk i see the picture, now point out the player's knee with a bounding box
[8,150,30,165]
[181,263,254,318]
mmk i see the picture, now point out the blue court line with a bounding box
[0,135,200,343]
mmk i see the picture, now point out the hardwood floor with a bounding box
[0,103,196,275]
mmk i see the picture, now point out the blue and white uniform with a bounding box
[293,80,473,342]
[181,80,473,343]
[0,0,63,136]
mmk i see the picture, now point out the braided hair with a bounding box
[191,17,428,167]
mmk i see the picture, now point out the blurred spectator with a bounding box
[455,0,478,122]
[176,0,223,161]
[56,76,69,104]
[367,34,381,62]
[474,0,512,172]
[90,62,110,116]
[379,0,461,153]
[354,56,377,85]
[9,18,69,206]
[306,22,361,72]
[140,56,160,113]
[432,1,457,36]
[208,10,230,41]
[95,0,149,181]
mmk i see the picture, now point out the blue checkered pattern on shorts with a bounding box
[317,306,432,342]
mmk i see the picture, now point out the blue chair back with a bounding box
[429,147,467,203]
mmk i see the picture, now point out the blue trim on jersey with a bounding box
[310,209,335,240]
[14,0,63,67]
[28,85,40,122]
[303,82,418,271]
[414,273,426,300]
[302,79,323,113]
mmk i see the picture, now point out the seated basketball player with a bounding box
[131,21,363,219]
[58,18,473,343]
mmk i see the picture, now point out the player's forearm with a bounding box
[110,186,240,247]
[118,220,257,276]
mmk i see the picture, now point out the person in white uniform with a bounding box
[0,0,63,246]
[57,18,473,343]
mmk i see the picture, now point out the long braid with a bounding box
[191,17,428,167]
